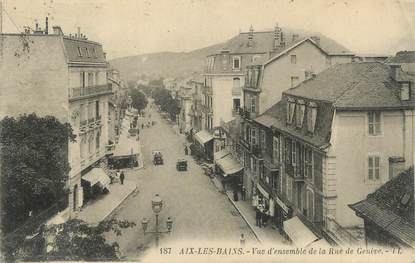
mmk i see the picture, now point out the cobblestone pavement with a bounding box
[105,102,257,259]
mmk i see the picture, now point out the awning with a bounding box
[283,216,319,247]
[257,184,270,199]
[194,130,213,145]
[82,168,111,188]
[214,148,231,162]
[217,154,243,176]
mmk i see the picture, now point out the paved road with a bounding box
[105,101,257,260]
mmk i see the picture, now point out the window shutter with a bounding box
[368,157,373,180]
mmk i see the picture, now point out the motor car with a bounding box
[176,159,187,171]
[152,151,163,165]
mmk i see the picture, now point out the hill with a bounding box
[109,42,224,82]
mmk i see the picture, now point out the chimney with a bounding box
[45,17,49,34]
[35,23,39,31]
[77,27,81,38]
[389,157,405,179]
[311,36,320,45]
[248,25,254,47]
[273,24,281,49]
[280,31,285,48]
[52,26,63,35]
[292,34,299,43]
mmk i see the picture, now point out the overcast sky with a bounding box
[2,0,415,59]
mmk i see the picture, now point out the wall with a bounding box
[211,75,244,127]
[0,35,69,122]
[329,109,412,227]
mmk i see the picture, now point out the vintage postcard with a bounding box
[0,0,414,262]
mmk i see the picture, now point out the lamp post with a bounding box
[141,194,173,248]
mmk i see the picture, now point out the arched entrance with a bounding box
[73,184,78,211]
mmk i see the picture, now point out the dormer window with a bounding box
[400,82,410,101]
[296,100,306,128]
[85,47,90,57]
[286,97,296,124]
[232,56,241,71]
[77,46,82,57]
[92,48,97,58]
[307,102,317,133]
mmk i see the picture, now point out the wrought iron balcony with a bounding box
[251,145,263,159]
[69,84,113,101]
[263,155,279,171]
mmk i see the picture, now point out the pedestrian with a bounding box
[241,186,246,201]
[184,145,188,155]
[240,233,246,247]
[233,189,239,202]
[255,207,261,227]
[120,171,125,185]
[142,123,144,129]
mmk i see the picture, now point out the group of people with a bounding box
[109,170,125,185]
[253,194,270,228]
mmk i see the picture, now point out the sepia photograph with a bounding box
[0,0,414,262]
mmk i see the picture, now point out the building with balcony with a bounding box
[177,78,194,133]
[0,24,113,220]
[188,77,205,133]
[246,62,415,246]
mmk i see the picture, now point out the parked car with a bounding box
[176,159,187,171]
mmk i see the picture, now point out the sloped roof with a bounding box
[254,99,334,148]
[388,51,415,63]
[284,62,415,109]
[212,29,353,56]
[62,37,106,63]
[349,167,414,248]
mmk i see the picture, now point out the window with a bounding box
[80,137,85,159]
[307,188,314,221]
[77,46,82,57]
[296,100,305,128]
[95,72,99,85]
[92,48,97,58]
[259,129,265,150]
[368,111,381,135]
[286,98,296,124]
[88,135,93,154]
[88,72,94,87]
[307,103,318,133]
[96,132,100,150]
[86,47,90,57]
[368,155,381,181]
[253,158,257,175]
[232,56,241,70]
[95,101,100,119]
[291,76,299,88]
[285,138,292,164]
[291,140,297,167]
[233,98,240,111]
[251,128,257,146]
[273,136,280,165]
[250,95,256,113]
[305,148,313,179]
[80,72,86,88]
[286,176,293,201]
[291,55,297,64]
[401,83,410,101]
[232,78,241,95]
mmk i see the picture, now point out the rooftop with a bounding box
[388,51,415,64]
[284,62,415,109]
[349,167,414,248]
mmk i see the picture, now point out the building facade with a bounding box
[0,25,113,219]
[244,62,415,245]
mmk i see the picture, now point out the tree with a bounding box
[0,114,76,234]
[41,218,136,261]
[129,89,148,112]
[152,87,180,121]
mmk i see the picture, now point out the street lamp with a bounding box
[141,194,173,248]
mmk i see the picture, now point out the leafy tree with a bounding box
[152,87,180,121]
[0,114,75,234]
[40,218,136,261]
[129,89,148,112]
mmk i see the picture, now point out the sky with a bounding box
[2,0,415,59]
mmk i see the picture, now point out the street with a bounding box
[105,101,257,259]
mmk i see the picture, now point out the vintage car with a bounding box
[152,151,163,165]
[176,159,187,171]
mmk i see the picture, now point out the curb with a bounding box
[225,192,263,245]
[102,185,139,222]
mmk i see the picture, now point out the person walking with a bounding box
[120,171,125,185]
[233,189,239,202]
[255,207,261,227]
[241,186,246,201]
[184,145,188,155]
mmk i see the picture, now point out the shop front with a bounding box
[193,130,214,162]
[283,216,320,247]
[81,168,111,203]
[214,150,243,191]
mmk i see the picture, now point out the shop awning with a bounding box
[194,130,213,145]
[257,184,270,199]
[283,216,319,247]
[217,154,243,176]
[82,168,111,188]
[214,148,231,162]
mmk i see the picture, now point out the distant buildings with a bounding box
[0,22,116,219]
[245,62,415,245]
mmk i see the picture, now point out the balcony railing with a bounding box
[263,155,279,171]
[239,108,257,120]
[69,84,112,100]
[251,145,263,159]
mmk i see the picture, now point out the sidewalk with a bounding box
[76,179,137,225]
[225,190,286,245]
